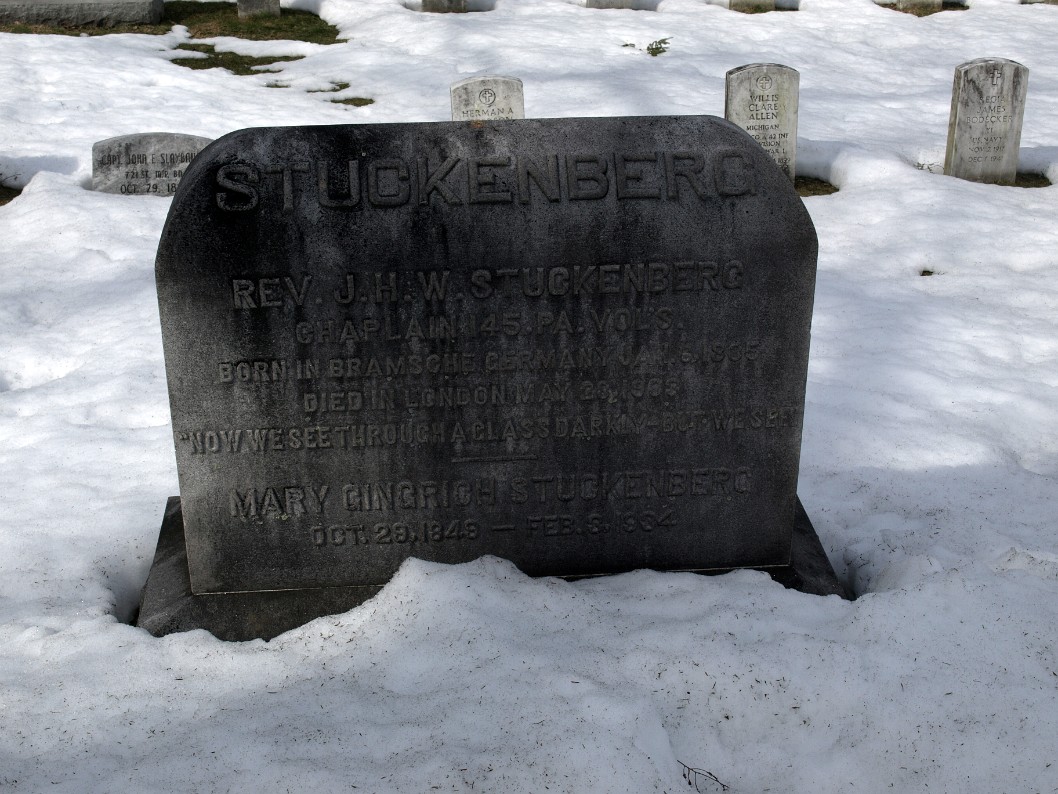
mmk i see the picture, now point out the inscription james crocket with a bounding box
[156,116,818,594]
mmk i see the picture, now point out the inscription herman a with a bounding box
[156,116,818,594]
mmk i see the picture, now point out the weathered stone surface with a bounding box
[944,58,1028,185]
[237,0,279,19]
[92,133,212,196]
[451,76,525,122]
[730,0,775,11]
[0,0,162,26]
[155,115,818,595]
[725,63,798,181]
[136,495,849,640]
[421,0,467,12]
[137,497,383,641]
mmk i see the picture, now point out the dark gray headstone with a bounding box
[944,58,1029,185]
[155,116,818,595]
[93,133,212,196]
[237,0,279,19]
[0,0,163,26]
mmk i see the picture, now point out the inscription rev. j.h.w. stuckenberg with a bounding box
[155,117,817,595]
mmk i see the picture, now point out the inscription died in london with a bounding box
[156,116,818,594]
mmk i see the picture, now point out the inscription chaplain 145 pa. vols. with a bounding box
[153,116,818,596]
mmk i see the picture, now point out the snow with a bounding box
[1,0,1057,790]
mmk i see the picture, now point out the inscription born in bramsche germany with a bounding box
[155,116,818,594]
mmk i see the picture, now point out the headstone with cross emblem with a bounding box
[450,76,525,121]
[944,58,1029,185]
[725,64,798,181]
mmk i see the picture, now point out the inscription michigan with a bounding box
[155,116,818,593]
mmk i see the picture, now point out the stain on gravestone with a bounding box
[451,76,525,121]
[93,133,212,196]
[725,63,798,181]
[944,58,1028,185]
[155,116,818,595]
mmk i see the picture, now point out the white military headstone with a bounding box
[92,133,212,196]
[450,76,525,121]
[725,63,799,181]
[944,58,1028,185]
[238,0,279,18]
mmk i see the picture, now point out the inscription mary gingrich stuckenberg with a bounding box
[155,116,818,595]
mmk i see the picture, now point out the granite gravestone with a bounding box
[238,0,280,19]
[944,58,1028,185]
[92,133,212,196]
[585,0,635,8]
[725,63,798,181]
[451,77,525,121]
[0,0,163,26]
[152,116,819,601]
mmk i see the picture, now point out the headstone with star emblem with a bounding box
[450,76,525,121]
[725,64,798,181]
[944,58,1028,185]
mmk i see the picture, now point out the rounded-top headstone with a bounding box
[155,116,817,595]
[944,58,1029,186]
[92,133,213,196]
[725,63,799,181]
[450,76,525,121]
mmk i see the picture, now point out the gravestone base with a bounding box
[136,496,850,642]
[0,0,163,26]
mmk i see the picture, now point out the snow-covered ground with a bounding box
[2,0,1057,790]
